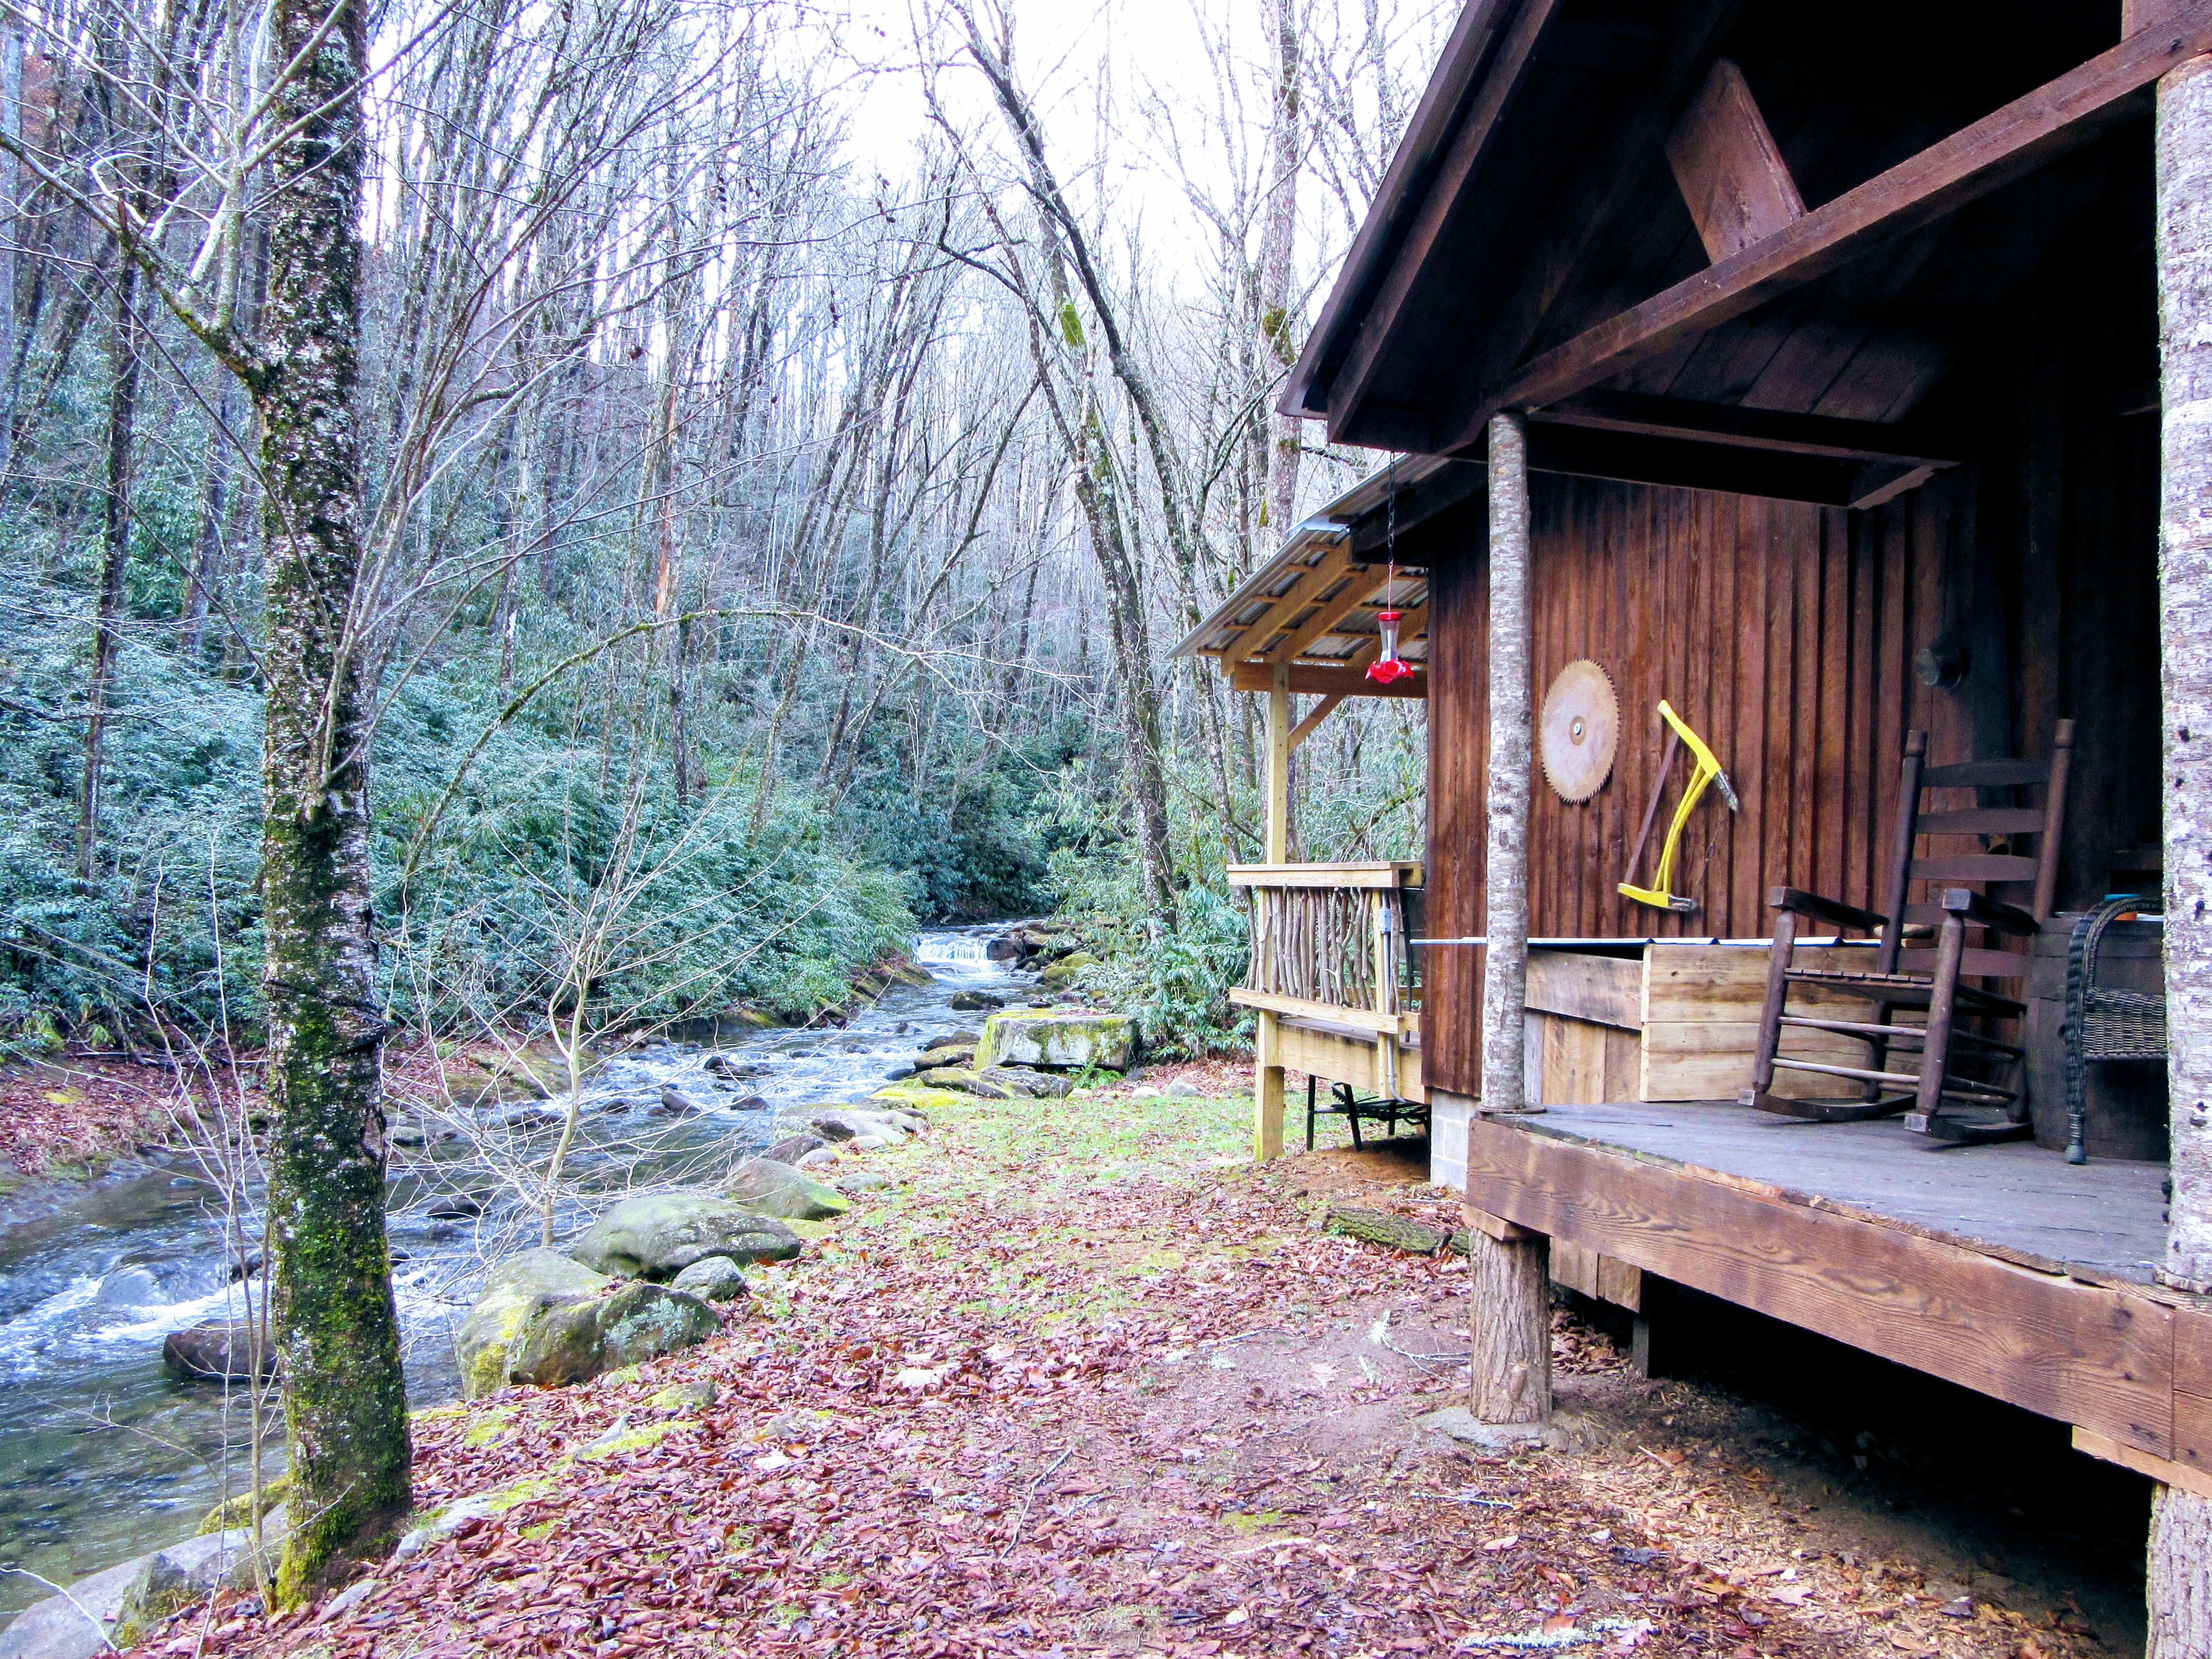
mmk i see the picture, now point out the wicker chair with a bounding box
[2062,895,2168,1164]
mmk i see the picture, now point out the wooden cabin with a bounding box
[1177,0,2212,1558]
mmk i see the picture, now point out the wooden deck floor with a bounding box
[1518,1101,2169,1287]
[1458,1102,2212,1490]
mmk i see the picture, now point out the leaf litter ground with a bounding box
[142,1084,2113,1659]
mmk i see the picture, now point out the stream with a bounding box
[0,927,1032,1613]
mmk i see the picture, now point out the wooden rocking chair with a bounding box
[1740,721,2074,1145]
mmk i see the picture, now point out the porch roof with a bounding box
[1282,0,2188,488]
[1172,457,1483,697]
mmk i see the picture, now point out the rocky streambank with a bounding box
[0,974,1141,1659]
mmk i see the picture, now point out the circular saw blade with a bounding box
[1540,659,1620,804]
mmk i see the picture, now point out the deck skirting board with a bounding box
[1462,1114,2195,1462]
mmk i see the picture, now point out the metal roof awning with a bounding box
[1173,457,1477,700]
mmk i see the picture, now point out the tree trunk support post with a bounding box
[1253,662,1293,1163]
[2154,33,2212,1654]
[1469,409,1550,1428]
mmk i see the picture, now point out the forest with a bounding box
[0,0,1438,1071]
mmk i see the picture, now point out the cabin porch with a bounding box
[1449,1098,2208,1496]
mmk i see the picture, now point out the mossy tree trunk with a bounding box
[252,0,410,1603]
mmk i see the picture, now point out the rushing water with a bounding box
[0,928,1031,1613]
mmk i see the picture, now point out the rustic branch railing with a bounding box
[1227,862,1424,1096]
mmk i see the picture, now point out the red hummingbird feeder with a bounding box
[1366,609,1414,684]
[1365,460,1415,685]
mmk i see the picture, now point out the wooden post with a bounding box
[1468,409,1549,1427]
[1254,662,1292,1162]
[2152,38,2212,1655]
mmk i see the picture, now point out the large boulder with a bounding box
[162,1319,278,1383]
[977,1010,1135,1072]
[456,1249,721,1396]
[568,1194,800,1280]
[508,1281,720,1388]
[722,1157,849,1220]
[455,1249,611,1398]
[0,1518,283,1659]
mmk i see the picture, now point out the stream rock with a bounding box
[669,1256,749,1302]
[510,1282,720,1388]
[977,1010,1135,1071]
[0,1517,284,1658]
[568,1194,801,1280]
[162,1319,278,1383]
[455,1249,607,1397]
[916,1043,974,1069]
[919,1029,981,1052]
[721,1157,849,1220]
[456,1249,722,1396]
[764,1131,826,1164]
[809,1108,909,1142]
[948,990,1004,1012]
[1036,951,1098,991]
[652,1086,702,1117]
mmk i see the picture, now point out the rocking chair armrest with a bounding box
[1768,887,1887,932]
[1940,888,2039,936]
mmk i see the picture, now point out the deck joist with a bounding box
[1459,1103,2212,1486]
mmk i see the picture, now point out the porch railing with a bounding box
[1227,861,1424,1098]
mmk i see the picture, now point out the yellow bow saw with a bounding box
[1619,700,1738,915]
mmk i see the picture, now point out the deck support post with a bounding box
[1254,663,1293,1162]
[2152,36,2212,1655]
[1469,410,1550,1426]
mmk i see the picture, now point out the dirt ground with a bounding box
[126,1091,2124,1659]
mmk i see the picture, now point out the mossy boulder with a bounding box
[721,1157,849,1221]
[870,1083,971,1113]
[508,1281,719,1388]
[915,1065,1022,1100]
[1036,950,1098,990]
[455,1249,612,1399]
[977,1010,1136,1071]
[568,1194,801,1280]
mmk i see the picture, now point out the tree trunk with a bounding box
[1258,0,1301,536]
[253,0,409,1601]
[2153,46,2212,1652]
[1468,1227,1549,1424]
[78,252,140,876]
[1469,411,1548,1429]
[1481,411,1532,1115]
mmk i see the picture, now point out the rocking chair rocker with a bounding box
[1741,721,2073,1145]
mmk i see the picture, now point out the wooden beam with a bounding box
[2076,1427,2212,1503]
[1229,662,1429,699]
[1328,0,1568,435]
[1522,423,1944,508]
[1216,539,1356,660]
[1532,390,1956,466]
[1287,692,1345,753]
[1665,58,1805,262]
[1263,569,1393,663]
[1227,861,1424,889]
[1456,15,2212,442]
[1228,986,1413,1034]
[1344,460,1487,556]
[1463,1115,2179,1457]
